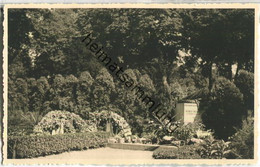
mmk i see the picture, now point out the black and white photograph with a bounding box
[2,4,257,164]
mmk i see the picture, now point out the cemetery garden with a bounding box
[7,8,254,160]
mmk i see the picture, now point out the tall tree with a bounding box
[77,9,183,86]
[76,71,94,118]
[8,9,34,79]
[91,68,116,111]
[28,9,80,77]
[181,9,254,92]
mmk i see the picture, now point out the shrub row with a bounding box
[8,132,110,159]
[153,145,202,159]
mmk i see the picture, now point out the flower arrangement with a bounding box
[33,110,97,135]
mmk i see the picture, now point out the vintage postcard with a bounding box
[2,3,259,165]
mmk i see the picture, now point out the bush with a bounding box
[171,123,205,142]
[153,148,178,159]
[197,138,232,159]
[235,70,254,111]
[229,114,254,159]
[8,110,43,136]
[153,145,201,159]
[200,77,245,139]
[8,132,110,159]
[91,110,132,137]
[33,110,96,135]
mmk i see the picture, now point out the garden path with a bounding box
[22,147,181,164]
[35,147,154,160]
[23,147,176,164]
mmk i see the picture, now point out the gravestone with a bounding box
[175,100,198,124]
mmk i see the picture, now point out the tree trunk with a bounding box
[208,62,213,94]
[12,140,17,159]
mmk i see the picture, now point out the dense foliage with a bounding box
[234,70,254,111]
[8,132,110,159]
[8,8,254,145]
[34,110,96,135]
[153,139,233,159]
[171,123,205,142]
[197,138,232,159]
[91,110,132,137]
[229,114,254,159]
[200,77,245,139]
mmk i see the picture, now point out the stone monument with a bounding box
[175,100,198,124]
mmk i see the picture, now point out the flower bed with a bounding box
[152,145,201,159]
[8,132,110,159]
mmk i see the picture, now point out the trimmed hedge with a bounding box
[8,132,110,159]
[153,145,202,159]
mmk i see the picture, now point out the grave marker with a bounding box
[176,100,198,124]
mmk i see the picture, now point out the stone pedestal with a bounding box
[176,100,198,124]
